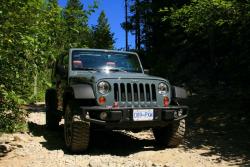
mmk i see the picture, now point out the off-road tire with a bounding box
[153,119,185,148]
[45,89,60,130]
[64,101,90,153]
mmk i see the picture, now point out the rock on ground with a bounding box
[0,106,247,167]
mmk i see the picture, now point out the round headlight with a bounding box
[158,83,169,94]
[97,81,111,94]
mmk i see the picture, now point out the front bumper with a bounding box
[79,106,188,129]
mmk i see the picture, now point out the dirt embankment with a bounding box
[0,102,249,167]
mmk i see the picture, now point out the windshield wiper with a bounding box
[83,68,97,71]
[108,68,127,72]
[74,67,97,71]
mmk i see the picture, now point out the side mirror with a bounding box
[57,65,67,78]
[144,69,150,74]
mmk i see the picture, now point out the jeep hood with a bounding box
[69,71,169,84]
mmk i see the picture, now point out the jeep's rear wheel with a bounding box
[153,119,185,148]
[45,89,60,130]
[64,101,90,153]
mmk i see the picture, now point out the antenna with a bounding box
[125,0,128,51]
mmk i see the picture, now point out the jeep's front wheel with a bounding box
[45,89,60,130]
[64,101,90,153]
[153,119,185,148]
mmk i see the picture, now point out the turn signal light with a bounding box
[98,96,106,104]
[163,96,169,107]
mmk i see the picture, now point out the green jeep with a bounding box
[45,48,188,153]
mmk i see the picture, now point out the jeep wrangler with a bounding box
[45,49,188,153]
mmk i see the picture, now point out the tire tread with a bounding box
[153,119,186,148]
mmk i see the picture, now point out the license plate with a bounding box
[133,109,154,121]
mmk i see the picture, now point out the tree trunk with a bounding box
[135,0,141,50]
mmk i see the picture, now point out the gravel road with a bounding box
[0,104,248,167]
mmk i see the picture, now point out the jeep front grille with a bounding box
[113,83,157,105]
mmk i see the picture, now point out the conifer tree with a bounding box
[63,0,89,48]
[92,11,114,49]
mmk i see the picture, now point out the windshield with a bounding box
[71,50,143,73]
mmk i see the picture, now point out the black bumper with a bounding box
[79,106,188,129]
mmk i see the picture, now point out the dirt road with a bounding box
[0,103,249,167]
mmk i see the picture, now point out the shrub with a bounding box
[0,86,27,132]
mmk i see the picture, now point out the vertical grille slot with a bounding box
[127,83,132,101]
[133,83,138,101]
[114,83,119,101]
[121,83,126,101]
[146,84,151,101]
[139,83,145,101]
[151,84,156,101]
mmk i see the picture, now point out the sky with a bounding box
[58,0,134,49]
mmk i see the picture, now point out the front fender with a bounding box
[71,84,95,99]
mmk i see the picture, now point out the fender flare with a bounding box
[171,86,188,99]
[71,84,95,99]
